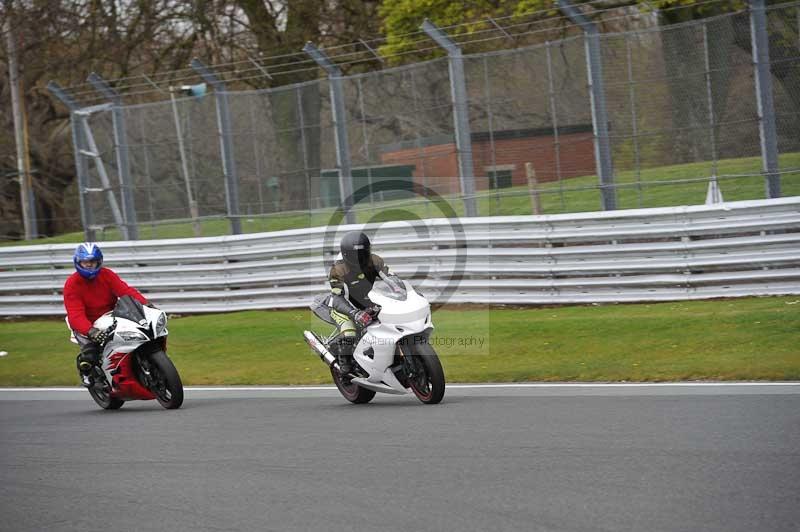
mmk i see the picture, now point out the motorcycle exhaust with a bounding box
[303,331,339,370]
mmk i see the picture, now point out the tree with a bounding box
[0,0,382,239]
[377,0,798,165]
[0,1,210,238]
[235,1,382,211]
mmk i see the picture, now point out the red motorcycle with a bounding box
[71,296,183,410]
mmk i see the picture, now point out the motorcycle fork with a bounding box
[395,344,417,384]
[130,341,165,390]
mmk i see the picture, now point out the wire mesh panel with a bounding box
[61,6,800,242]
[599,13,766,208]
[462,37,595,215]
[767,2,800,193]
[181,97,227,217]
[340,58,458,218]
[120,95,226,239]
[228,81,334,217]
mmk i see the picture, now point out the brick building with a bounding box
[379,125,596,195]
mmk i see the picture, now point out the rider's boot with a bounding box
[77,362,92,388]
[335,336,356,375]
[76,344,100,388]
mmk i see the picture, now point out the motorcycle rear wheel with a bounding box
[408,341,446,405]
[331,367,376,404]
[144,350,184,410]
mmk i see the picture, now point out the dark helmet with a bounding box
[340,231,371,270]
[73,242,103,280]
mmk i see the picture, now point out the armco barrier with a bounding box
[1,198,799,316]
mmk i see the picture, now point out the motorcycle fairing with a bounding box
[351,280,434,391]
[90,300,169,401]
[104,351,156,401]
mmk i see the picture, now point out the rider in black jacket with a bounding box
[326,231,390,373]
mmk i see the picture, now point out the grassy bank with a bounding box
[4,153,799,246]
[0,296,798,386]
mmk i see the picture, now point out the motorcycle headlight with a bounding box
[154,312,167,337]
[118,330,148,342]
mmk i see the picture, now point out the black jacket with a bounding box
[327,254,390,315]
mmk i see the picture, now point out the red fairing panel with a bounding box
[108,352,156,401]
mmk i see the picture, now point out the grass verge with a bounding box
[0,296,798,386]
[4,152,799,245]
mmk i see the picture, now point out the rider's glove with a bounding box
[87,322,116,346]
[352,310,373,328]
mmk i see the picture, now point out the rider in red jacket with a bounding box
[64,243,148,386]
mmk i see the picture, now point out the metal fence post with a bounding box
[87,73,139,240]
[625,35,643,207]
[47,81,95,242]
[421,19,478,217]
[701,24,721,201]
[481,56,500,213]
[294,86,314,214]
[303,43,356,225]
[408,68,432,220]
[356,77,376,208]
[749,0,781,198]
[557,0,616,211]
[137,113,157,235]
[191,58,243,234]
[169,88,202,237]
[545,41,567,211]
[248,102,266,215]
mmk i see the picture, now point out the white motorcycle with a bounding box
[304,275,445,404]
[70,295,184,410]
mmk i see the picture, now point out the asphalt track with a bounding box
[1,384,799,532]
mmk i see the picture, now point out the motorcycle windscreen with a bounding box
[372,275,407,301]
[113,295,147,323]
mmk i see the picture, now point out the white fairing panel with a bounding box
[369,281,431,328]
[354,322,402,384]
[351,281,433,391]
[90,307,169,382]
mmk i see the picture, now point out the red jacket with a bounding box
[64,268,147,335]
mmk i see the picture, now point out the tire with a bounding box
[144,350,184,409]
[88,380,124,410]
[331,367,376,404]
[408,340,446,405]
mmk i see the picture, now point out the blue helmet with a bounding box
[73,243,103,280]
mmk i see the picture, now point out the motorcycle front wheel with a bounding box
[331,367,376,404]
[408,341,446,405]
[141,350,184,409]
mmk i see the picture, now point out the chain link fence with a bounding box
[64,3,800,241]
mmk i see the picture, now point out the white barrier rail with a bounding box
[1,198,799,315]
